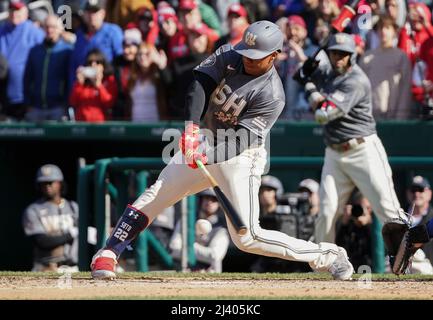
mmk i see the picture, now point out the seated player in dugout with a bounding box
[90,21,354,281]
[293,32,410,245]
[22,165,79,272]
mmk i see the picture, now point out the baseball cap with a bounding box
[158,2,177,23]
[298,179,319,194]
[260,175,284,196]
[84,0,105,12]
[198,189,217,198]
[123,28,142,46]
[234,20,284,59]
[411,175,431,190]
[36,164,64,183]
[179,0,198,11]
[287,15,306,29]
[9,1,26,10]
[228,3,247,17]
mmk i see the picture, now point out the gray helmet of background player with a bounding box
[326,32,357,67]
[234,20,284,59]
[35,164,64,183]
[260,175,284,197]
[35,164,64,200]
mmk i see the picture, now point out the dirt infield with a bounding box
[0,273,432,299]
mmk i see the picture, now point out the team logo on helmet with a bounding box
[335,34,348,44]
[245,32,257,46]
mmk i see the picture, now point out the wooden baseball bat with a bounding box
[195,159,248,236]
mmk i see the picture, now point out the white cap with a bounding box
[123,28,142,46]
[298,179,319,194]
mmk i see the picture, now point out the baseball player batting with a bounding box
[91,21,354,280]
[294,32,409,244]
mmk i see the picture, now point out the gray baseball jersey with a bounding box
[194,44,285,141]
[22,199,78,265]
[312,61,376,145]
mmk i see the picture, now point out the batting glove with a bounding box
[179,123,208,169]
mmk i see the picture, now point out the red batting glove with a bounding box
[179,124,208,169]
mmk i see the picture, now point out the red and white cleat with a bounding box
[91,249,117,280]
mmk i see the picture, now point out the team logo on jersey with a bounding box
[200,54,216,67]
[252,116,268,131]
[245,32,257,46]
[211,79,247,125]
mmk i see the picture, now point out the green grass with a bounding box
[1,271,433,281]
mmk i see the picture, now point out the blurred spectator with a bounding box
[157,1,180,54]
[170,189,230,273]
[206,0,239,34]
[128,6,159,46]
[69,49,117,122]
[300,0,320,43]
[22,164,79,272]
[269,0,305,20]
[406,176,433,268]
[0,53,7,120]
[69,0,123,86]
[398,1,433,66]
[313,17,331,46]
[29,8,49,28]
[359,15,413,120]
[385,0,407,29]
[276,15,319,120]
[0,1,44,121]
[24,15,73,122]
[318,0,340,24]
[178,0,221,41]
[240,0,271,22]
[105,0,154,28]
[335,189,373,271]
[298,178,320,219]
[193,0,223,37]
[166,23,214,118]
[112,28,142,120]
[412,14,433,119]
[214,3,250,49]
[127,42,168,122]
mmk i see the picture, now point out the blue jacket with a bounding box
[69,23,123,87]
[0,20,45,104]
[24,39,73,109]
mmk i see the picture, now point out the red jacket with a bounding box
[412,36,433,102]
[69,75,117,122]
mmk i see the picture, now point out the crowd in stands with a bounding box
[2,0,433,122]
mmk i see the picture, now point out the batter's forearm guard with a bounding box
[105,205,149,257]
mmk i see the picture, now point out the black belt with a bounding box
[329,137,366,152]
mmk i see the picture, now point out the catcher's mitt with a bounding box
[382,219,430,275]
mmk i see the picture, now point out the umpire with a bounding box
[22,164,79,272]
[294,32,406,243]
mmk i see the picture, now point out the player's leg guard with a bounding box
[91,205,149,279]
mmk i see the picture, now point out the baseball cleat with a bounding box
[329,247,354,280]
[91,249,117,280]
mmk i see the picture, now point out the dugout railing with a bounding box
[78,156,433,273]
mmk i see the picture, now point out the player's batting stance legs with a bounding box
[92,149,353,280]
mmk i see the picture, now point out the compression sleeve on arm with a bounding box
[185,72,217,125]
